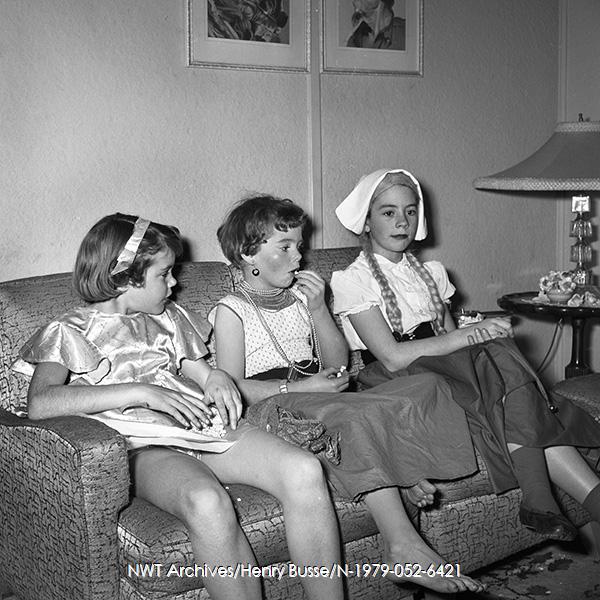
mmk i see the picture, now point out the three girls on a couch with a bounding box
[18,168,600,599]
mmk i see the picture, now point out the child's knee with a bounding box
[179,481,235,523]
[283,452,327,493]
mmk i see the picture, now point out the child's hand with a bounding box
[204,368,243,430]
[464,317,514,346]
[134,384,213,429]
[295,367,349,393]
[294,270,326,311]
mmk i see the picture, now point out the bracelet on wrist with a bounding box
[279,380,289,394]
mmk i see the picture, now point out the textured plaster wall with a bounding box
[1,0,570,380]
[562,0,600,373]
[564,0,600,123]
[0,0,310,277]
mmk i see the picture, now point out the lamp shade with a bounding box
[473,121,600,191]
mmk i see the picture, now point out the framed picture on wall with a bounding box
[322,0,423,75]
[187,0,310,72]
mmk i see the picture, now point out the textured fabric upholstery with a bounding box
[421,487,589,573]
[0,409,130,600]
[303,247,362,290]
[0,272,81,414]
[0,249,596,600]
[170,262,235,320]
[552,374,600,418]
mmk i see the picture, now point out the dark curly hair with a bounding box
[217,195,308,266]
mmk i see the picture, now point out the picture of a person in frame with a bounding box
[345,0,406,50]
[207,0,290,44]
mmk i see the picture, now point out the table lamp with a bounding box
[473,116,600,285]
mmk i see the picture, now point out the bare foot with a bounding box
[383,544,485,595]
[405,479,438,508]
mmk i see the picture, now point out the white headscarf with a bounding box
[335,168,428,240]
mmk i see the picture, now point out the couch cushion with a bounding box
[119,485,378,597]
[552,374,600,419]
[302,246,361,285]
[551,375,600,472]
[171,262,233,322]
[0,272,79,413]
[420,486,590,573]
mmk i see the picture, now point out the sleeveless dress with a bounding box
[209,291,478,501]
[13,302,244,454]
[332,253,600,492]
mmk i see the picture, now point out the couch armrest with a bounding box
[0,409,130,600]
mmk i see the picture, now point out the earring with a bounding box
[251,267,260,276]
[365,225,371,233]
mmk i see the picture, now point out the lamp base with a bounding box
[571,266,592,286]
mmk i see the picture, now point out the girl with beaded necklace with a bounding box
[15,213,345,600]
[331,168,600,543]
[210,195,485,596]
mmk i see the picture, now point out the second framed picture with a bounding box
[322,0,423,75]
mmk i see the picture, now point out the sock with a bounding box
[511,446,561,514]
[583,483,600,523]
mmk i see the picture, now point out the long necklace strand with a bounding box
[237,285,323,377]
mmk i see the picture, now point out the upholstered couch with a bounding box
[1,246,598,600]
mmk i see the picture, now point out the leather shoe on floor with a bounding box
[519,506,578,541]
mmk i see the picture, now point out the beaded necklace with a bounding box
[236,281,323,379]
[237,280,296,311]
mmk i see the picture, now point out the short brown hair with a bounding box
[217,195,308,266]
[73,213,183,303]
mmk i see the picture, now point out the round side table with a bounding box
[498,291,600,379]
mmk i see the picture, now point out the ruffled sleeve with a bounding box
[167,303,211,364]
[424,260,456,302]
[14,320,109,382]
[331,267,382,317]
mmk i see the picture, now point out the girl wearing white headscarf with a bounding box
[331,168,600,542]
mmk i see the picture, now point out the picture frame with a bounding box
[322,0,423,75]
[187,0,310,72]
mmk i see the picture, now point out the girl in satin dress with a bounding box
[15,213,344,600]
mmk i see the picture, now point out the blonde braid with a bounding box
[360,235,405,334]
[405,252,447,334]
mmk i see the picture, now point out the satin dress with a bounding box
[14,302,243,453]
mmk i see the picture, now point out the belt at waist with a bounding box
[360,321,436,366]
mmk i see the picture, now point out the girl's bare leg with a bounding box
[204,428,344,600]
[545,445,600,507]
[131,448,261,600]
[363,487,484,594]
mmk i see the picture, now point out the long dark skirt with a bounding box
[268,373,477,501]
[359,337,600,493]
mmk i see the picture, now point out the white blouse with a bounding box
[331,252,455,350]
